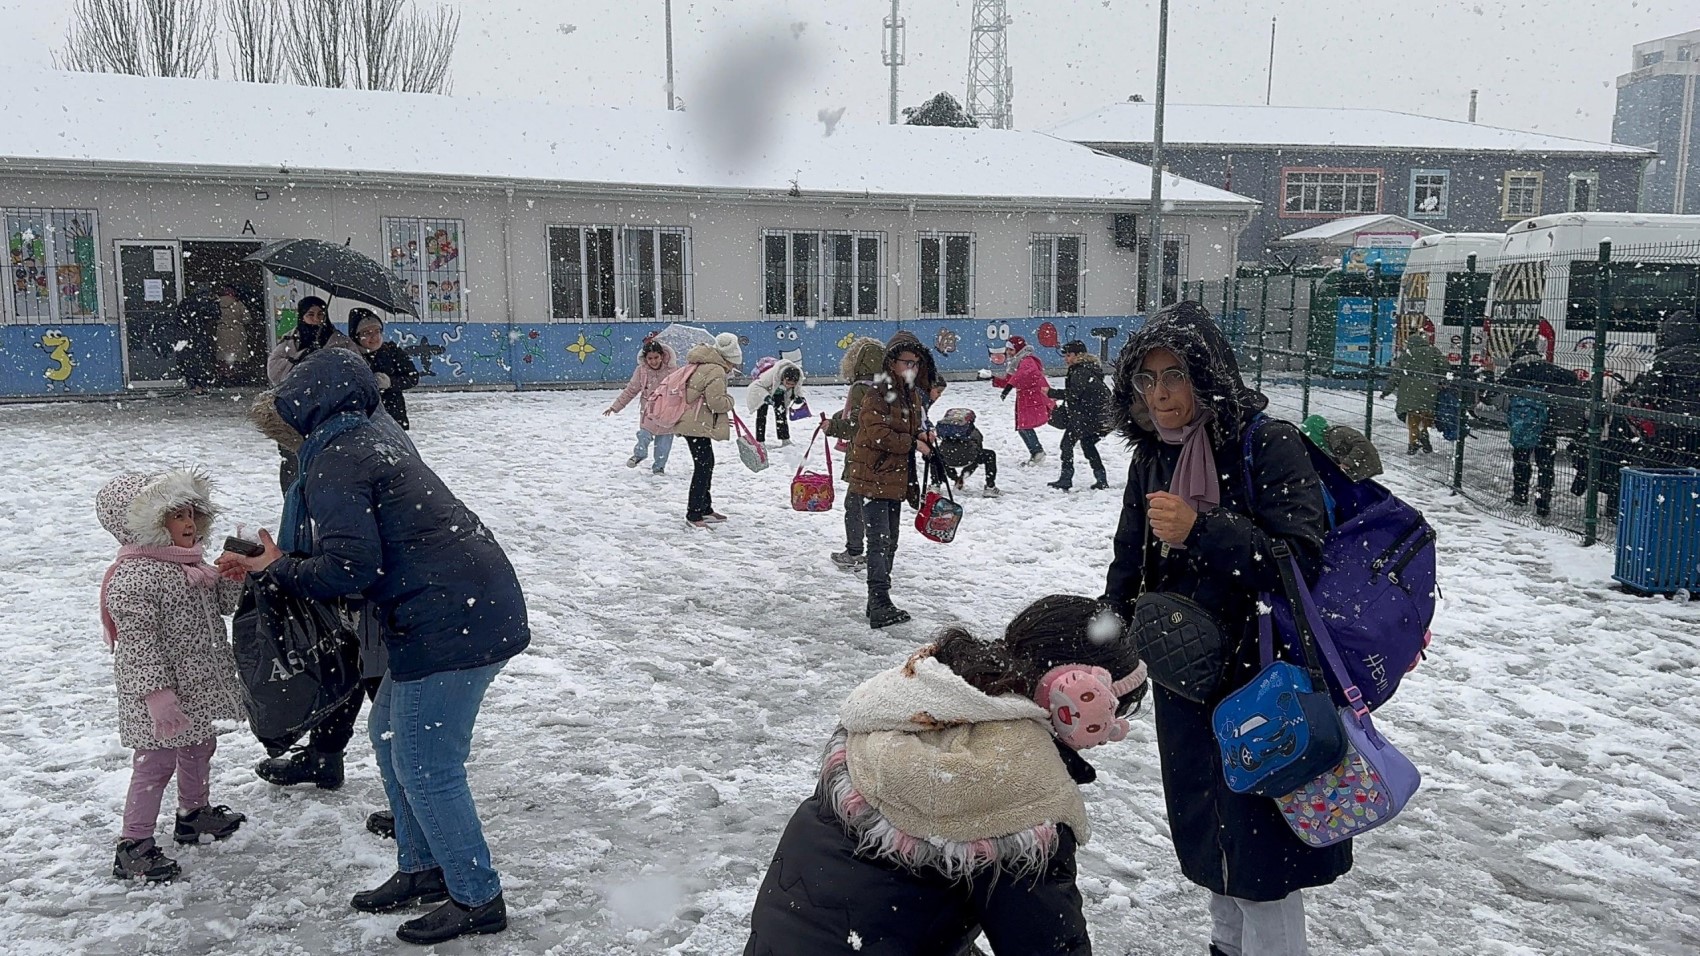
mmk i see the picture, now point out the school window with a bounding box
[1501,172,1544,220]
[1280,169,1381,216]
[1136,235,1188,312]
[547,225,691,321]
[1031,234,1084,314]
[919,232,975,316]
[1409,170,1450,219]
[1567,172,1599,213]
[384,217,466,320]
[762,230,884,319]
[4,208,101,326]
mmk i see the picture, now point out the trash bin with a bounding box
[1613,468,1700,595]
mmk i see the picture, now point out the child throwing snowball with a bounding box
[97,470,248,882]
[745,595,1148,955]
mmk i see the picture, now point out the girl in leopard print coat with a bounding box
[97,469,248,882]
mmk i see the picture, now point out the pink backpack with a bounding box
[643,363,703,434]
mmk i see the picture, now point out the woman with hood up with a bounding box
[1099,301,1345,956]
[826,337,887,572]
[991,334,1057,466]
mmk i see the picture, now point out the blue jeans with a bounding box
[632,429,673,472]
[369,663,505,907]
[1018,428,1044,456]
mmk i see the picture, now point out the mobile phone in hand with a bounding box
[222,536,265,558]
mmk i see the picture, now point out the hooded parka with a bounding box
[672,344,737,440]
[1100,302,1350,902]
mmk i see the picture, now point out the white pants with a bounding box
[1209,891,1309,956]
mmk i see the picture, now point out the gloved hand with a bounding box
[375,372,392,390]
[145,688,191,740]
[1001,386,1014,401]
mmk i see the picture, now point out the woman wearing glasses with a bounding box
[1101,302,1344,956]
[845,333,936,628]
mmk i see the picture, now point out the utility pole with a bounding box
[1265,17,1276,106]
[664,0,676,110]
[1144,0,1170,314]
[884,0,906,124]
[967,0,1015,129]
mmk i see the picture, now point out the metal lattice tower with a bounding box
[967,0,1013,129]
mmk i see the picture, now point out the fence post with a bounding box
[1300,276,1316,419]
[1364,265,1379,441]
[1452,254,1478,495]
[1255,273,1270,390]
[1583,241,1612,547]
[1219,275,1229,323]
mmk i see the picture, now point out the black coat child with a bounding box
[363,342,422,429]
[257,349,529,681]
[1047,356,1113,439]
[1101,308,1351,903]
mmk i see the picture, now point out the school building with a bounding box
[0,71,1258,398]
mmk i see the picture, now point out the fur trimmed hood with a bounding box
[840,337,887,380]
[1110,300,1267,448]
[250,387,303,452]
[823,655,1091,879]
[96,470,218,547]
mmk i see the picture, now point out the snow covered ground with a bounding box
[1,383,1696,955]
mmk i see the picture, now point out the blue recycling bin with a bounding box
[1613,468,1700,595]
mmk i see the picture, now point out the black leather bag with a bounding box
[1130,591,1228,703]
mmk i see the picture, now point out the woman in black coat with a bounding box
[350,308,422,429]
[1100,301,1346,956]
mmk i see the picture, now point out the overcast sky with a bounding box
[2,0,1696,142]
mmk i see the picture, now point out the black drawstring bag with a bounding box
[231,581,362,752]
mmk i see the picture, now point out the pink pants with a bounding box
[122,738,217,841]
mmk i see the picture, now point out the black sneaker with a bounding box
[367,810,395,840]
[174,805,246,844]
[255,748,344,790]
[396,892,509,944]
[830,551,867,571]
[113,837,180,882]
[352,868,451,914]
[1089,479,1110,490]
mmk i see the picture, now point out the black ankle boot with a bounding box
[351,868,450,913]
[366,810,395,839]
[396,892,508,944]
[255,748,344,790]
[866,590,911,629]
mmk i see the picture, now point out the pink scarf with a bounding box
[99,545,221,648]
[1155,407,1221,514]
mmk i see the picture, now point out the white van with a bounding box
[1396,233,1501,367]
[1484,213,1700,390]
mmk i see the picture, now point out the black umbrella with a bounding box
[246,239,419,317]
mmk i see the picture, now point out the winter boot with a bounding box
[1021,451,1047,467]
[831,551,867,571]
[174,805,247,844]
[626,456,643,468]
[1047,479,1072,491]
[352,867,451,914]
[1052,459,1074,491]
[396,893,508,945]
[254,748,344,790]
[1089,478,1110,490]
[1406,442,1420,455]
[1419,432,1434,454]
[113,837,180,883]
[367,810,396,839]
[866,590,912,629]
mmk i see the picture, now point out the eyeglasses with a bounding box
[892,358,919,369]
[1131,368,1190,393]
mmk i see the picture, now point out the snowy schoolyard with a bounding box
[1,382,1696,956]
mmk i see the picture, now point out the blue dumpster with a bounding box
[1613,468,1700,595]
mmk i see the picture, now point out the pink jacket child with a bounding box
[97,469,248,883]
[605,340,678,475]
[991,335,1057,461]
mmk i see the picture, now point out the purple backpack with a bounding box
[1243,415,1437,712]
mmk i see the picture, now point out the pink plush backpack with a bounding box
[644,364,702,434]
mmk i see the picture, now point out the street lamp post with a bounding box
[1143,0,1170,315]
[665,0,676,110]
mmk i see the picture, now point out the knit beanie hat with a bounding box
[714,332,744,367]
[1300,414,1329,446]
[1007,335,1028,353]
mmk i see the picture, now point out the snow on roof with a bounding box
[1276,214,1443,244]
[1045,102,1651,156]
[0,71,1256,209]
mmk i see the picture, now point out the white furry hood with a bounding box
[96,470,218,547]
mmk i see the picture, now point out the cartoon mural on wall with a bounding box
[984,321,1012,369]
[934,328,959,356]
[398,331,447,377]
[438,325,467,378]
[38,330,75,382]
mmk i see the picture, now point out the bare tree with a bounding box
[393,3,457,94]
[224,0,288,83]
[282,0,353,89]
[56,0,216,78]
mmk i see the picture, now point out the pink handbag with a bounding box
[791,423,836,512]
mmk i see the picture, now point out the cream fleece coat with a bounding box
[835,655,1090,858]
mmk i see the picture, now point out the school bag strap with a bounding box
[794,420,833,479]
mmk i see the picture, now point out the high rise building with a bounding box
[1614,29,1700,214]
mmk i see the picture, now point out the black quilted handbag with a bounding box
[1130,591,1227,703]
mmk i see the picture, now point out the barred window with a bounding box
[4,208,101,325]
[920,232,975,316]
[763,230,884,318]
[1282,169,1381,215]
[548,225,691,321]
[1031,234,1083,314]
[384,217,466,320]
[1136,235,1188,312]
